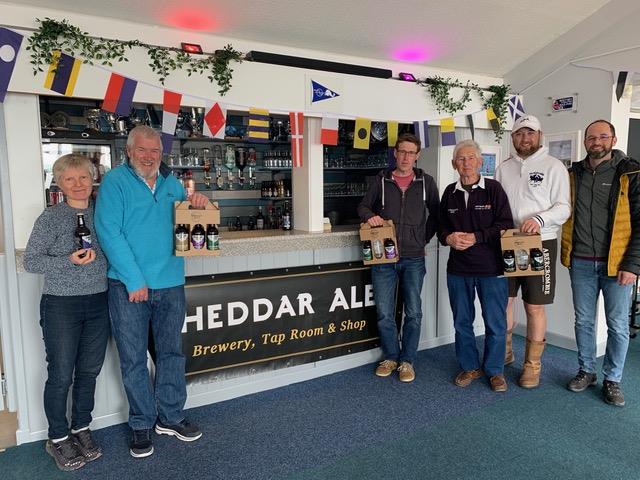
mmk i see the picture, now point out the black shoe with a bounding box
[155,419,202,442]
[72,428,102,462]
[129,428,154,458]
[603,380,625,407]
[45,437,86,471]
[567,370,597,392]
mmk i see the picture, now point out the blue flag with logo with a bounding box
[0,27,23,103]
[311,80,340,103]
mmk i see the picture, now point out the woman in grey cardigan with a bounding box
[24,154,109,471]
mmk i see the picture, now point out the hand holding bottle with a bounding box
[69,249,96,265]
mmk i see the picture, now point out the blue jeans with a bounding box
[40,293,110,439]
[570,258,633,382]
[108,279,187,430]
[371,257,426,365]
[447,274,508,376]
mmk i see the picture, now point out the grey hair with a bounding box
[127,125,162,153]
[452,139,482,160]
[52,154,96,184]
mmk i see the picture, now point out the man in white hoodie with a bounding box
[495,115,571,388]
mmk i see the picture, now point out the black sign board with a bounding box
[182,263,379,377]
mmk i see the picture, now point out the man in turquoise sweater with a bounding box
[95,126,208,458]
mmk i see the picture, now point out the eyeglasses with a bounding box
[585,134,613,143]
[396,149,418,157]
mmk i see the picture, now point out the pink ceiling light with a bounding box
[164,9,217,31]
[392,44,437,63]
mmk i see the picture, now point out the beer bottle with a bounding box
[362,240,373,261]
[530,248,544,271]
[75,213,92,258]
[191,223,205,250]
[502,249,516,273]
[256,206,265,230]
[206,224,219,250]
[282,201,292,231]
[175,224,190,251]
[234,216,243,231]
[384,238,397,259]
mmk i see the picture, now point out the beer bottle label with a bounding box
[80,235,92,249]
[384,245,396,259]
[192,233,205,249]
[207,234,219,250]
[175,232,189,251]
[362,246,372,261]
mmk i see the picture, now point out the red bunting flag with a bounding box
[289,111,304,168]
[321,115,339,145]
[161,90,182,153]
[203,102,226,139]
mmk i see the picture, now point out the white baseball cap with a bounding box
[513,115,541,133]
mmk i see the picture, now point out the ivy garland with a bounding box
[26,18,242,95]
[416,76,510,141]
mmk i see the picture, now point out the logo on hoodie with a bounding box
[528,171,544,187]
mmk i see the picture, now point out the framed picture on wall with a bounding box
[544,130,582,168]
[479,145,501,177]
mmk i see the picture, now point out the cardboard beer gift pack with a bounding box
[359,219,399,265]
[174,201,221,257]
[500,228,544,277]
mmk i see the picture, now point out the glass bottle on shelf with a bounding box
[215,167,224,189]
[282,202,292,231]
[225,144,236,170]
[248,166,255,188]
[203,158,211,189]
[234,216,243,231]
[256,206,265,230]
[226,168,235,190]
[183,170,195,199]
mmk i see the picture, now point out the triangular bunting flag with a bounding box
[311,80,340,103]
[486,108,500,136]
[203,102,226,140]
[440,118,456,146]
[289,112,304,168]
[44,50,82,97]
[353,118,371,150]
[103,73,137,116]
[321,115,339,145]
[466,114,475,140]
[507,95,526,122]
[161,90,182,153]
[615,71,631,102]
[413,121,429,149]
[0,27,23,103]
[387,121,399,147]
[248,107,270,142]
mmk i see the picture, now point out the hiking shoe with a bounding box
[397,362,415,383]
[603,380,625,407]
[155,419,202,442]
[454,369,484,387]
[129,428,154,458]
[375,359,398,377]
[567,370,597,393]
[72,428,102,462]
[45,437,86,471]
[489,374,508,392]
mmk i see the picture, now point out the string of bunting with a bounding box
[0,26,527,167]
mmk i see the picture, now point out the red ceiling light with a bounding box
[181,42,203,54]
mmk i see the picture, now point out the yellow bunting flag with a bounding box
[353,118,371,150]
[387,121,398,147]
[44,50,81,97]
[486,107,500,135]
[248,107,270,142]
[440,117,456,146]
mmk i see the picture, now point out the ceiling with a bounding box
[11,0,612,77]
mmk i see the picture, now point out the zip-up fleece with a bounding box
[357,168,439,257]
[561,150,640,276]
[95,162,186,292]
[495,146,571,240]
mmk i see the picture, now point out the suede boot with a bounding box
[519,338,545,389]
[504,329,514,365]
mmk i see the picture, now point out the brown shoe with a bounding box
[375,360,398,377]
[519,338,546,389]
[489,375,508,392]
[397,362,415,382]
[454,369,483,387]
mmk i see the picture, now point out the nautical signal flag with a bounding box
[248,107,270,142]
[413,120,429,149]
[203,102,226,139]
[353,118,371,150]
[486,108,500,136]
[44,50,81,97]
[311,79,340,103]
[387,121,398,147]
[103,73,137,116]
[0,27,23,103]
[289,112,304,168]
[466,114,475,140]
[161,90,182,153]
[321,115,339,145]
[508,95,526,122]
[440,117,456,146]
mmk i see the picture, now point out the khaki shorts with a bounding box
[507,239,557,305]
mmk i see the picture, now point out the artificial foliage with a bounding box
[26,18,242,95]
[417,76,510,141]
